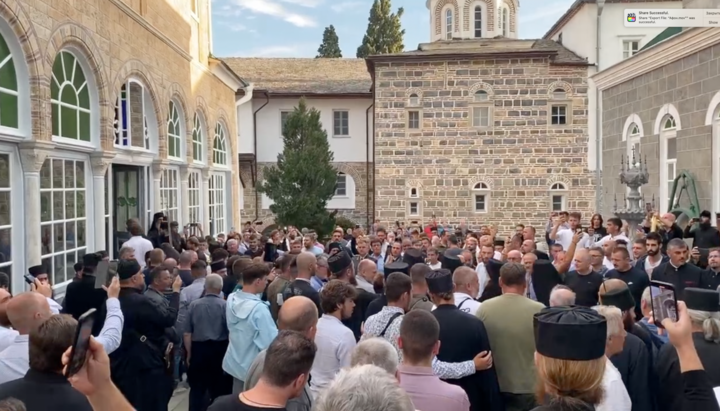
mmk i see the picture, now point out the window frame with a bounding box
[409,201,420,217]
[549,182,568,212]
[550,104,569,126]
[167,101,183,160]
[114,80,151,151]
[192,113,205,164]
[332,110,350,138]
[407,110,422,131]
[213,122,229,167]
[445,8,453,40]
[472,182,490,213]
[334,173,348,197]
[0,144,23,294]
[659,116,677,211]
[208,172,228,237]
[188,170,202,226]
[470,90,492,129]
[51,50,93,148]
[623,39,640,59]
[502,7,509,37]
[280,110,291,137]
[408,93,420,107]
[474,5,483,38]
[159,167,180,225]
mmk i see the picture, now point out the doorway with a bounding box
[111,165,147,255]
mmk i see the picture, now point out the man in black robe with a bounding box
[479,259,503,302]
[327,250,376,340]
[655,288,720,411]
[530,260,562,306]
[62,253,108,336]
[427,269,503,411]
[651,238,707,298]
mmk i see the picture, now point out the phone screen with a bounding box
[24,274,35,285]
[64,308,96,377]
[94,261,109,289]
[650,284,678,326]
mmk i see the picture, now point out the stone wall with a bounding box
[601,43,720,216]
[240,162,374,228]
[372,57,594,234]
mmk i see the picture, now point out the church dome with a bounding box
[427,0,519,42]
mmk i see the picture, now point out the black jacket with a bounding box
[610,332,653,411]
[343,287,377,341]
[61,275,107,336]
[650,262,709,298]
[683,224,720,249]
[0,369,93,411]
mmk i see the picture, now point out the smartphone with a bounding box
[23,274,35,285]
[107,260,118,287]
[645,202,652,213]
[650,281,678,328]
[64,308,97,377]
[94,260,109,289]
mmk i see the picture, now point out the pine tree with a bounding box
[317,25,342,58]
[356,0,405,58]
[257,98,338,237]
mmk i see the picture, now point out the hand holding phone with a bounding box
[65,308,97,378]
[650,281,678,328]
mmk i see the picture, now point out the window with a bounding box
[0,33,19,129]
[0,154,12,286]
[167,101,182,159]
[213,123,228,166]
[104,168,111,259]
[550,182,567,212]
[410,188,418,198]
[474,6,482,37]
[333,110,349,137]
[209,173,227,236]
[474,90,488,102]
[472,182,490,213]
[662,116,677,205]
[502,7,508,36]
[160,168,179,224]
[558,33,563,45]
[623,40,640,59]
[551,105,567,125]
[472,107,490,127]
[409,93,419,107]
[407,111,420,129]
[553,88,566,100]
[40,158,87,285]
[280,111,290,136]
[627,123,641,166]
[192,113,204,163]
[114,82,149,149]
[335,173,347,196]
[445,9,453,40]
[188,171,201,225]
[409,201,419,216]
[51,51,91,142]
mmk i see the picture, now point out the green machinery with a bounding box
[667,170,701,223]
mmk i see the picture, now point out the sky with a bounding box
[211,0,577,58]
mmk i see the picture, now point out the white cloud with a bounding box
[330,1,364,12]
[279,0,324,7]
[238,44,316,57]
[231,0,317,27]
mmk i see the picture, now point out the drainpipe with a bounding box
[595,0,606,212]
[371,85,377,229]
[365,101,374,229]
[236,83,254,107]
[253,92,270,222]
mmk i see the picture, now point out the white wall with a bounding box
[237,103,254,154]
[252,97,373,163]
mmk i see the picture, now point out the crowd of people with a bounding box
[0,209,718,411]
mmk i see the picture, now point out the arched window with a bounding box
[628,123,641,165]
[192,113,205,163]
[472,182,490,213]
[660,115,677,211]
[502,7,508,36]
[114,81,150,149]
[474,6,482,37]
[213,123,228,166]
[0,33,18,129]
[474,90,488,102]
[409,93,419,107]
[471,89,492,128]
[445,9,453,40]
[549,182,567,212]
[51,51,91,142]
[167,101,182,159]
[553,88,566,99]
[335,173,347,197]
[410,187,418,198]
[209,173,226,236]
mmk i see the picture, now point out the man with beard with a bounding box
[634,232,667,277]
[701,248,720,290]
[683,210,720,250]
[651,238,707,298]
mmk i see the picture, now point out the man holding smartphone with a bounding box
[683,210,720,250]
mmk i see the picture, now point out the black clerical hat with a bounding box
[117,259,141,280]
[384,261,409,276]
[534,306,607,361]
[493,239,505,247]
[441,250,463,273]
[210,261,226,272]
[327,242,351,256]
[600,286,635,312]
[327,251,352,274]
[426,269,454,294]
[402,248,425,269]
[486,259,505,283]
[684,288,720,312]
[700,210,711,219]
[28,265,46,277]
[83,253,101,269]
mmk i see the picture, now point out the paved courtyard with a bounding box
[168,386,189,411]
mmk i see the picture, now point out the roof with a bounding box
[220,58,371,95]
[366,38,588,65]
[640,27,683,51]
[542,0,683,39]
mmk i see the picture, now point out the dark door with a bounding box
[112,165,146,255]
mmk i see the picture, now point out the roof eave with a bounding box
[209,57,249,89]
[366,50,559,63]
[245,90,372,99]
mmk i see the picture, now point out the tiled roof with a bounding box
[542,0,682,39]
[368,38,588,64]
[220,58,371,95]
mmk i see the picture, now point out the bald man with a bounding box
[240,296,317,411]
[356,259,378,294]
[282,252,322,316]
[562,249,603,307]
[506,250,522,264]
[453,267,481,316]
[0,289,15,352]
[0,292,53,384]
[549,285,576,307]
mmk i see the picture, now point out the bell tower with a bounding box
[427,0,519,42]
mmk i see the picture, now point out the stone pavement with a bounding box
[168,386,189,411]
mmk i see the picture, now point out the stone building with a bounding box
[365,0,595,232]
[1,0,244,295]
[224,58,374,228]
[595,26,720,219]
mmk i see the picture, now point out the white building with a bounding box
[225,58,374,227]
[542,0,683,177]
[427,0,520,41]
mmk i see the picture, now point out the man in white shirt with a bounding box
[594,217,630,249]
[591,305,632,411]
[427,248,442,270]
[475,245,494,298]
[121,223,154,269]
[452,267,481,316]
[550,212,592,251]
[311,280,357,398]
[0,288,15,353]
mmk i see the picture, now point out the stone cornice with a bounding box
[108,0,192,62]
[592,28,720,91]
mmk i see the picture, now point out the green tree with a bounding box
[257,98,338,237]
[317,25,342,58]
[356,0,405,58]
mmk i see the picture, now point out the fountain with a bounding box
[614,147,650,239]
